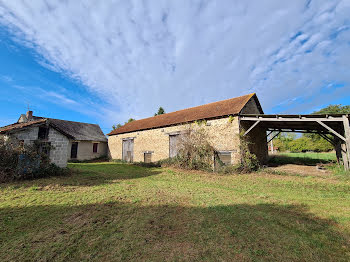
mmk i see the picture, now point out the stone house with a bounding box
[0,111,108,167]
[108,93,267,165]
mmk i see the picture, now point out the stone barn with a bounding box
[108,93,268,165]
[0,111,108,167]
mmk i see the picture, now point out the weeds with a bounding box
[0,137,68,182]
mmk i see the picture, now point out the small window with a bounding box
[218,152,231,165]
[38,127,49,140]
[93,143,98,153]
[144,152,152,163]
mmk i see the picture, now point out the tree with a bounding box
[112,123,122,130]
[126,118,135,123]
[112,119,135,130]
[154,107,165,116]
[312,104,350,115]
[304,104,350,151]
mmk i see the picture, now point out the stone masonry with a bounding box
[109,117,243,164]
[48,128,69,168]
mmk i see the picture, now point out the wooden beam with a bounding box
[316,121,346,142]
[243,120,260,136]
[266,130,273,138]
[241,116,344,122]
[267,131,280,143]
[342,116,350,171]
[266,129,329,134]
[319,133,336,146]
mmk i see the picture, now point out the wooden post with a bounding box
[334,138,342,165]
[270,139,274,154]
[341,143,349,170]
[343,116,350,171]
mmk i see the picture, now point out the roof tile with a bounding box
[108,93,257,136]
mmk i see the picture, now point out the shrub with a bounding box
[0,137,68,182]
[160,128,260,174]
[239,134,260,172]
[162,127,215,171]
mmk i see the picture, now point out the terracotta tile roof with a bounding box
[108,93,259,136]
[0,119,47,133]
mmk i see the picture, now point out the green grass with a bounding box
[269,152,337,165]
[1,162,350,261]
[279,152,337,161]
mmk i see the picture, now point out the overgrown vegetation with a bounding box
[0,137,68,182]
[158,128,260,174]
[1,162,350,261]
[273,133,333,152]
[238,132,260,172]
[164,127,215,171]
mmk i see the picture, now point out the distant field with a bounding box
[1,162,350,261]
[269,152,337,165]
[279,152,337,161]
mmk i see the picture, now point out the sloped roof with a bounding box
[0,118,107,142]
[49,118,107,142]
[108,93,260,136]
[0,119,47,133]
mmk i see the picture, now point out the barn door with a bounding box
[122,139,134,162]
[169,135,179,158]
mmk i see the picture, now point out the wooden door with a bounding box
[169,135,179,158]
[71,142,78,159]
[122,139,134,162]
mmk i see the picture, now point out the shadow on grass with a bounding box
[1,202,349,261]
[0,163,162,188]
[268,155,335,167]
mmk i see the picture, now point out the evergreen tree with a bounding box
[154,107,165,116]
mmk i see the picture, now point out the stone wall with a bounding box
[108,117,241,164]
[48,128,70,168]
[5,126,108,168]
[12,127,39,145]
[68,141,108,161]
[9,126,69,168]
[239,121,268,164]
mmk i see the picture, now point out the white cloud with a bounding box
[0,0,350,125]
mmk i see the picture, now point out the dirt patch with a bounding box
[267,164,333,177]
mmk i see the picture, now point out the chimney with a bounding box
[26,110,33,121]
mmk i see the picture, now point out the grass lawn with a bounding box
[279,152,337,161]
[269,152,337,166]
[1,162,350,261]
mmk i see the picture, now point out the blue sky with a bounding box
[0,0,350,134]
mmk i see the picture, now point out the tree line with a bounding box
[273,104,350,153]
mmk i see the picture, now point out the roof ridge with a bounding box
[122,93,255,127]
[47,117,100,126]
[109,93,257,136]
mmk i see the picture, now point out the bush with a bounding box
[0,137,68,182]
[169,127,215,171]
[214,133,260,174]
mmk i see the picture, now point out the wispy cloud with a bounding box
[0,0,349,125]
